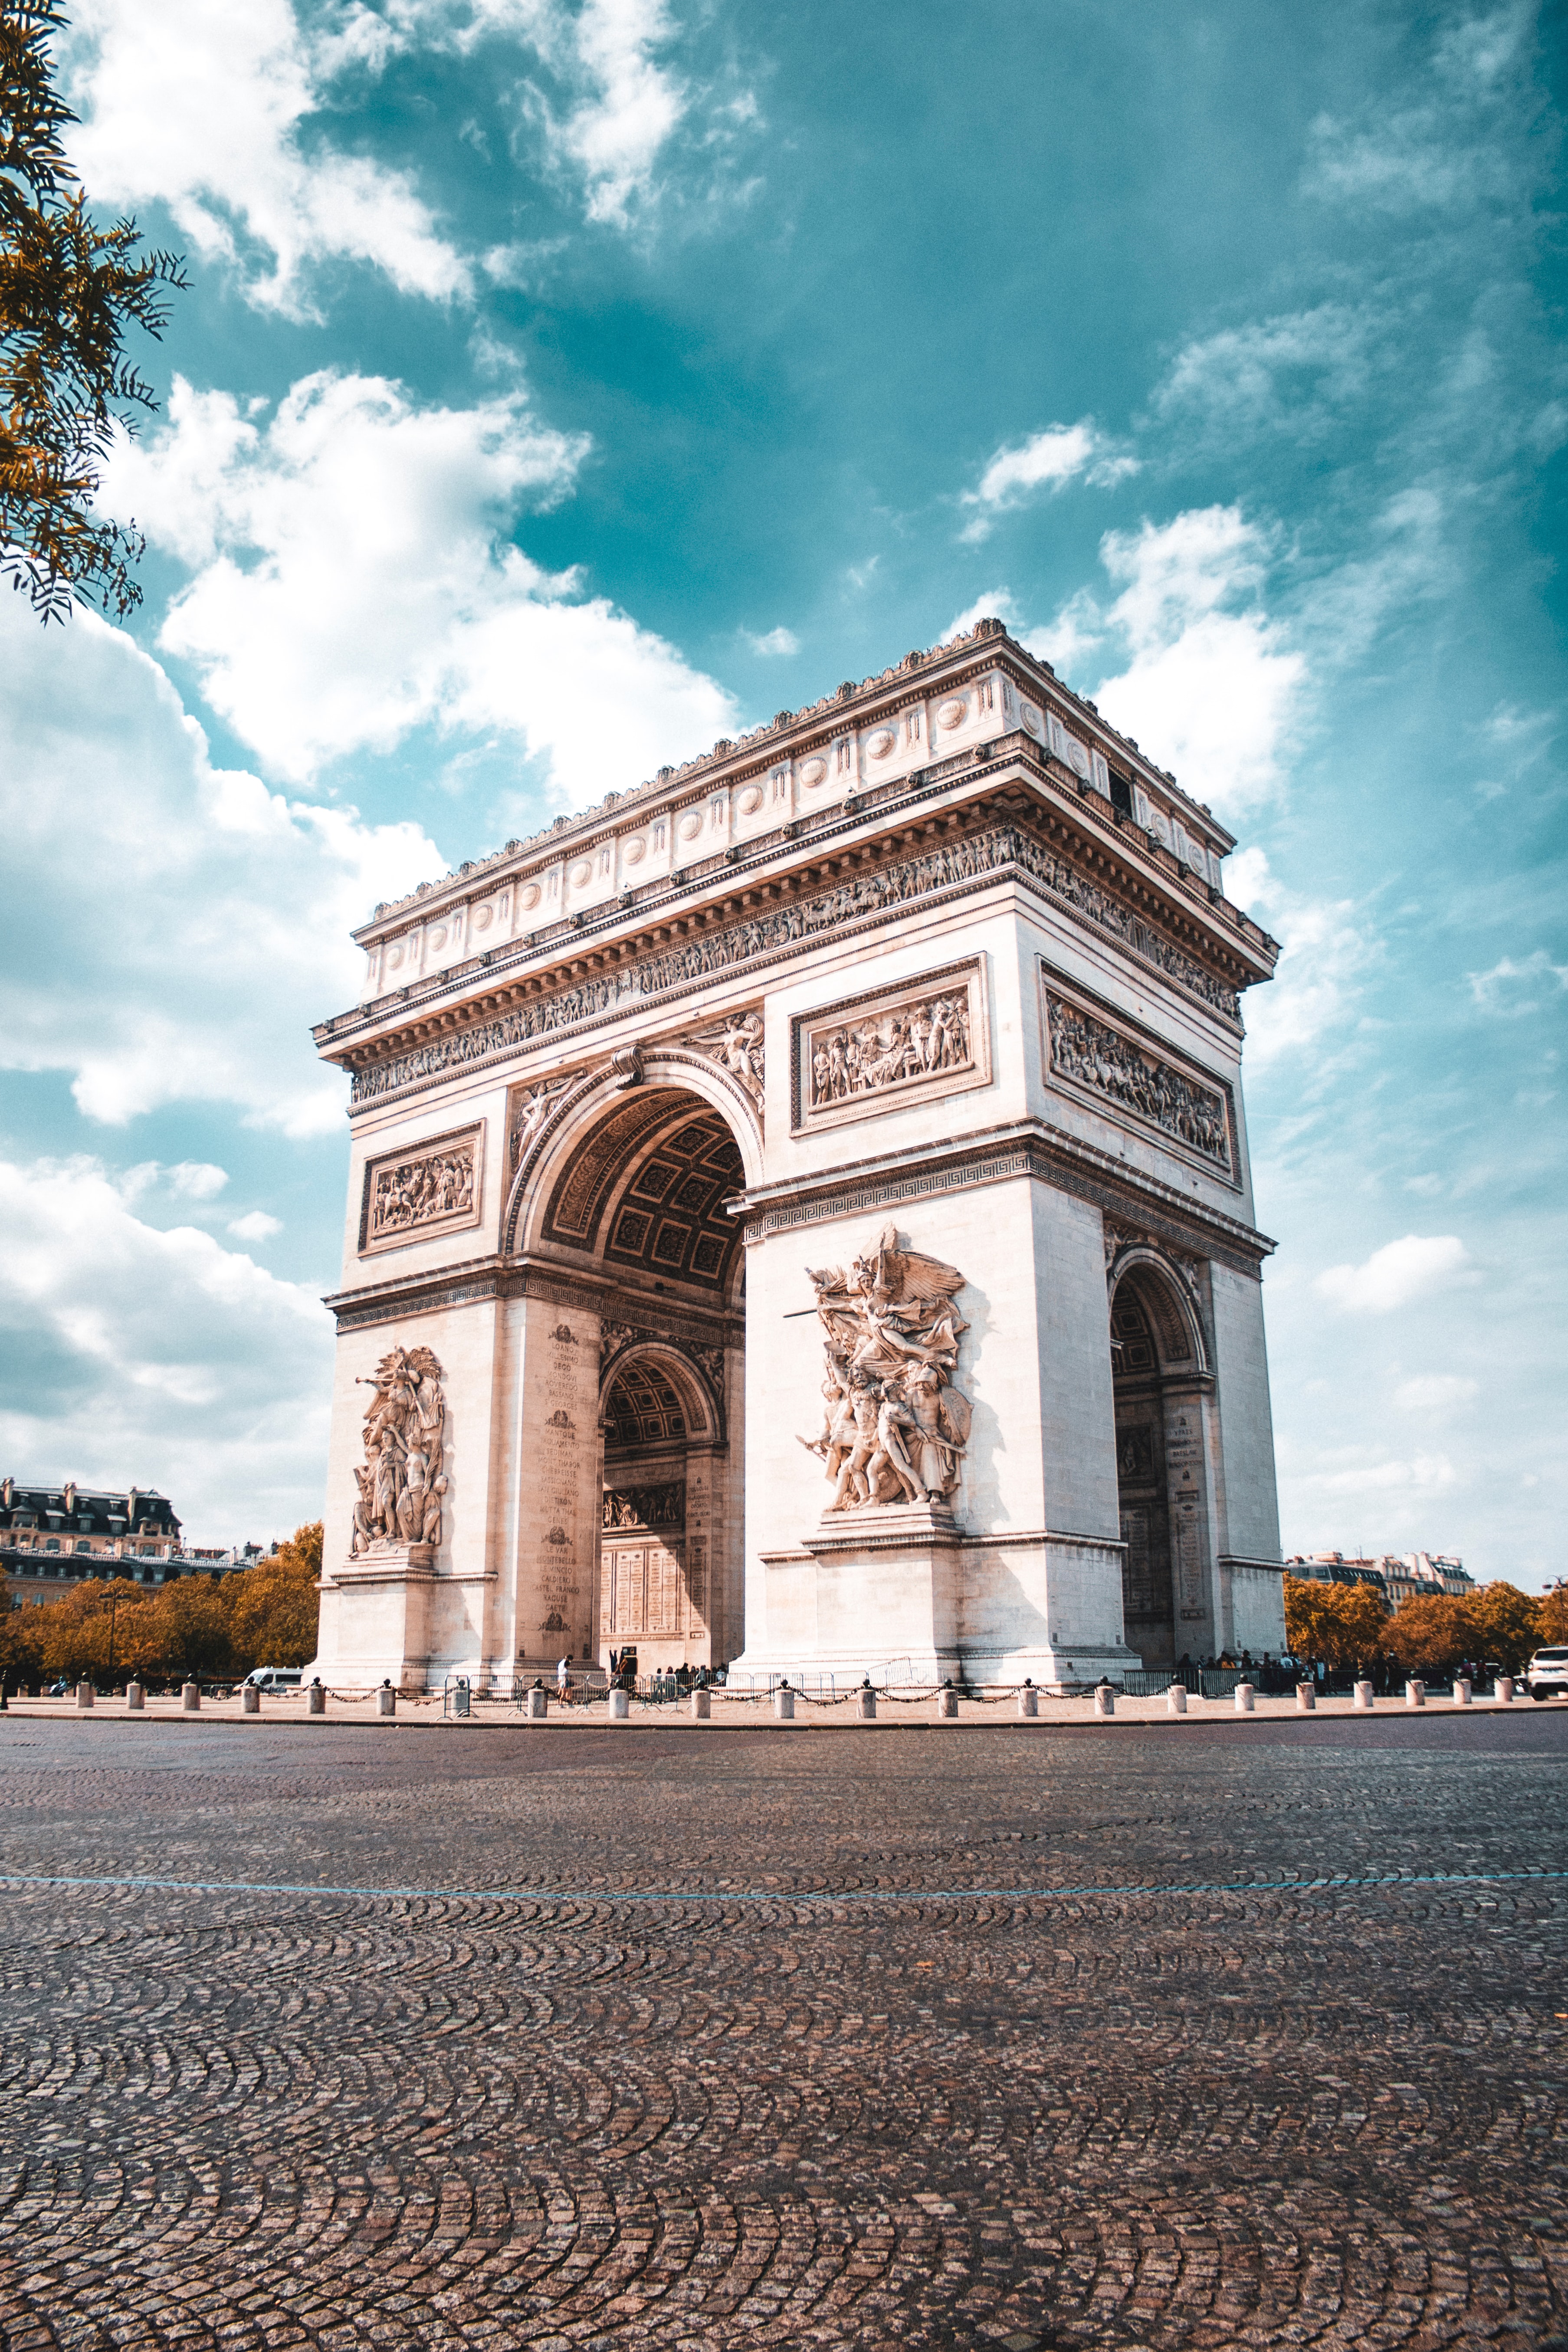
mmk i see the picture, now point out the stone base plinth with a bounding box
[315,1542,436,1691]
[737,1514,1140,1691]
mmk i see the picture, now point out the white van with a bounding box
[1527,1648,1568,1701]
[244,1667,304,1692]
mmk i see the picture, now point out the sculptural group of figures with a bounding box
[369,1148,475,1234]
[1050,1004,1230,1167]
[351,1344,448,1552]
[800,1227,972,1511]
[809,994,969,1108]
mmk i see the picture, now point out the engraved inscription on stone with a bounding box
[794,962,988,1133]
[1044,986,1232,1174]
[360,1124,483,1254]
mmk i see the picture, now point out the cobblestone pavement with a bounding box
[1,1715,1565,2350]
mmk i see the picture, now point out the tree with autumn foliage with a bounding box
[224,1522,322,1670]
[1283,1575,1390,1680]
[1,0,185,619]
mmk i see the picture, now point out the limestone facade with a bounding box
[310,618,1285,1692]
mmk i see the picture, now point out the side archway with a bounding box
[597,1339,732,1673]
[1106,1246,1214,1671]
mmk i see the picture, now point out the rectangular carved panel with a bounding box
[791,957,990,1134]
[358,1122,484,1256]
[1042,973,1237,1182]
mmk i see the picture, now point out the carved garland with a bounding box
[350,821,1242,1109]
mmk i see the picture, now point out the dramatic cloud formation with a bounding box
[0,1155,332,1532]
[106,371,735,797]
[1315,1235,1473,1315]
[64,0,470,313]
[0,604,441,1133]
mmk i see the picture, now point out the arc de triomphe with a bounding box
[310,617,1284,1691]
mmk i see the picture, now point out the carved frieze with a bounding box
[602,1482,686,1530]
[350,1342,448,1554]
[359,1125,483,1256]
[349,822,1243,1108]
[792,960,988,1134]
[1045,980,1237,1181]
[798,1226,972,1512]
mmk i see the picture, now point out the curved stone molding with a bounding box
[499,1048,763,1257]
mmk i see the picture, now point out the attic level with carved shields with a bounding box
[309,617,1287,1695]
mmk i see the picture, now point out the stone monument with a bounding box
[308,619,1285,1692]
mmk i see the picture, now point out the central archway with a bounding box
[509,1063,752,1676]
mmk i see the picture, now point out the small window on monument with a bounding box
[1108,770,1134,817]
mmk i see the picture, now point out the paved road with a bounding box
[1,1713,1564,2349]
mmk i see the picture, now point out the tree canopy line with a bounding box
[1,1525,323,1688]
[2,0,184,619]
[1283,1574,1558,1686]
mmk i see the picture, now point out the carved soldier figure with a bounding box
[828,1372,882,1512]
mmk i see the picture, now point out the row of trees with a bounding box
[0,1524,322,1687]
[1283,1575,1558,1683]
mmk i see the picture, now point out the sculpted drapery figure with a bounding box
[351,1343,449,1552]
[799,1227,972,1510]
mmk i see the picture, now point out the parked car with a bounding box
[243,1667,305,1693]
[1526,1647,1568,1701]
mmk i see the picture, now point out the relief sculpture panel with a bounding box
[792,960,989,1133]
[798,1226,972,1513]
[359,1124,483,1255]
[1043,981,1235,1179]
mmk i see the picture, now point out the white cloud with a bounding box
[958,420,1137,541]
[1154,303,1374,437]
[167,1162,230,1201]
[228,1210,284,1242]
[741,625,799,657]
[1394,1374,1479,1416]
[1221,847,1377,1069]
[0,1155,332,1540]
[1315,1234,1473,1315]
[105,370,735,797]
[1468,949,1568,1015]
[944,590,1020,640]
[0,601,443,1134]
[64,0,469,315]
[1091,507,1306,814]
[1287,1448,1461,1502]
[522,0,688,226]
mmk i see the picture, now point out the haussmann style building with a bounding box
[308,618,1286,1693]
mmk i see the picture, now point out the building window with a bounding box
[44,1538,59,1553]
[74,1538,91,1553]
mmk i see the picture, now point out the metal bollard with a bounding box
[1167,1683,1187,1714]
[1296,1683,1316,1712]
[856,1688,876,1719]
[125,1682,144,1712]
[937,1686,959,1718]
[1094,1684,1115,1717]
[1234,1682,1256,1712]
[690,1686,711,1720]
[525,1686,547,1720]
[607,1687,630,1720]
[773,1683,795,1722]
[182,1682,200,1712]
[1354,1681,1374,1709]
[308,1683,326,1715]
[378,1686,398,1718]
[75,1683,95,1710]
[1496,1676,1515,1702]
[1453,1678,1472,1706]
[1405,1679,1425,1708]
[242,1684,260,1714]
[1018,1683,1038,1718]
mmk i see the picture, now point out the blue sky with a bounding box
[0,0,1563,1573]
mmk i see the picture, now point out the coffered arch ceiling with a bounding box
[541,1088,745,1295]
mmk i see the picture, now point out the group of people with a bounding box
[810,994,970,1107]
[1050,1005,1230,1167]
[368,1148,476,1235]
